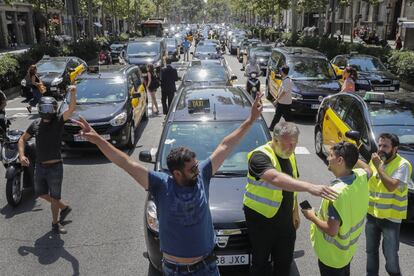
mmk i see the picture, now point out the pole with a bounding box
[350,1,354,43]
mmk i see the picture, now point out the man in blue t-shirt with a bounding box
[74,93,264,275]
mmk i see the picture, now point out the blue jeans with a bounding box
[366,214,402,276]
[29,86,42,107]
[162,259,220,276]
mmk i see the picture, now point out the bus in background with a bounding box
[141,18,167,37]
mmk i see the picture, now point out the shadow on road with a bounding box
[0,191,42,219]
[400,223,414,246]
[292,114,316,126]
[18,231,80,276]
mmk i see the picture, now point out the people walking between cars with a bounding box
[269,66,293,131]
[340,67,357,93]
[18,86,77,234]
[366,133,412,276]
[243,122,338,276]
[160,59,179,115]
[146,64,160,115]
[302,142,371,276]
[182,37,191,62]
[26,65,45,114]
[73,93,265,276]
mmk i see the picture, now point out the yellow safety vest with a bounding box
[311,169,369,268]
[243,142,298,218]
[368,154,412,220]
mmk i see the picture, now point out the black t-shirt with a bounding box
[0,90,6,114]
[249,151,299,232]
[27,115,65,162]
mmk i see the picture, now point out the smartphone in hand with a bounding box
[299,200,312,210]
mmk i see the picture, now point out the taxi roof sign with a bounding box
[188,99,210,114]
[364,92,385,103]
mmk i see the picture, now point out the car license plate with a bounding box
[50,87,57,91]
[216,254,249,266]
[311,104,320,109]
[74,134,110,142]
[374,86,394,91]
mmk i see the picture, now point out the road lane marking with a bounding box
[6,107,31,111]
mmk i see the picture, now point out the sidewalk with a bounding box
[0,46,30,57]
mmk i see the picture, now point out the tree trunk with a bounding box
[291,0,298,41]
[350,2,354,43]
[87,0,94,38]
[331,0,336,38]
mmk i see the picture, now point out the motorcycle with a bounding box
[246,72,261,100]
[1,120,35,207]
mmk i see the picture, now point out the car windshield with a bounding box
[195,45,217,54]
[250,47,272,57]
[183,67,227,82]
[166,39,176,47]
[127,42,160,57]
[37,61,66,74]
[72,78,127,104]
[289,57,336,80]
[160,122,268,173]
[348,57,386,72]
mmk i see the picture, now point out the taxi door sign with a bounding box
[188,99,210,114]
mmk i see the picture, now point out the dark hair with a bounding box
[166,147,196,173]
[345,66,358,81]
[331,142,359,170]
[280,65,289,75]
[28,64,37,77]
[147,64,155,74]
[378,133,399,147]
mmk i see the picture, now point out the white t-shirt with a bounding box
[277,77,293,105]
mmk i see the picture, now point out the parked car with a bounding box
[165,38,180,61]
[21,56,86,99]
[59,65,147,149]
[266,47,341,114]
[315,91,414,223]
[244,45,272,73]
[110,41,126,63]
[179,64,237,90]
[331,53,400,92]
[139,85,271,272]
[237,38,261,63]
[192,44,222,60]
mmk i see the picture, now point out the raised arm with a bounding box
[18,132,32,167]
[63,85,77,121]
[74,117,149,189]
[210,92,263,174]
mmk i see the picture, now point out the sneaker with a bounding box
[52,222,67,234]
[59,206,72,223]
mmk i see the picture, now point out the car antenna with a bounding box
[213,103,217,120]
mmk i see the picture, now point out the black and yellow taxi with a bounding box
[21,56,86,99]
[314,91,414,222]
[331,53,400,92]
[266,47,341,114]
[59,65,147,149]
[139,86,271,272]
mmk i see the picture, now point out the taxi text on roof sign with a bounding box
[188,99,210,114]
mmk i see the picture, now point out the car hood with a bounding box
[127,56,158,65]
[38,72,63,84]
[209,176,246,224]
[358,70,397,80]
[60,101,125,121]
[293,79,340,95]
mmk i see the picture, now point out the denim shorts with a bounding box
[34,162,63,199]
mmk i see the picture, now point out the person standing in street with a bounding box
[160,59,179,115]
[340,67,357,93]
[74,93,264,276]
[366,133,412,276]
[18,86,78,234]
[26,65,44,114]
[244,122,338,276]
[302,142,371,276]
[269,66,293,131]
[146,64,160,115]
[182,37,191,62]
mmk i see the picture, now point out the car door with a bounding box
[322,94,353,150]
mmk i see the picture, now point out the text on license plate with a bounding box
[216,254,249,266]
[374,86,394,91]
[311,104,320,109]
[74,134,110,142]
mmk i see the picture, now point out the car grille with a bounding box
[215,229,250,252]
[64,124,111,135]
[370,79,392,86]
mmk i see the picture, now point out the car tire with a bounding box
[126,123,135,149]
[315,127,324,158]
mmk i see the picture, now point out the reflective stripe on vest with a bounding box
[368,154,412,220]
[243,142,298,218]
[311,169,369,269]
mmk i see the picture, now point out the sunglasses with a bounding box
[190,161,199,174]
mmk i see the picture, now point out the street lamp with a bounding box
[385,2,392,40]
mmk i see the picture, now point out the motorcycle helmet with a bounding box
[38,97,58,120]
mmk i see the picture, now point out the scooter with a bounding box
[1,120,35,207]
[246,72,261,99]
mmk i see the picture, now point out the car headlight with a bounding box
[146,200,159,232]
[21,79,26,87]
[51,77,63,86]
[292,92,303,100]
[393,80,400,85]
[109,112,128,126]
[258,58,265,63]
[356,79,370,85]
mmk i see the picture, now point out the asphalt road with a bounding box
[0,49,413,276]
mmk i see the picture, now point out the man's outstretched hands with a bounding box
[72,117,102,145]
[249,92,263,123]
[309,184,338,201]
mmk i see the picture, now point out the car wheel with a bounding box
[315,127,324,157]
[126,123,135,149]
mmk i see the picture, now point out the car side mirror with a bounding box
[231,75,238,81]
[345,130,361,142]
[139,150,153,163]
[132,92,141,99]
